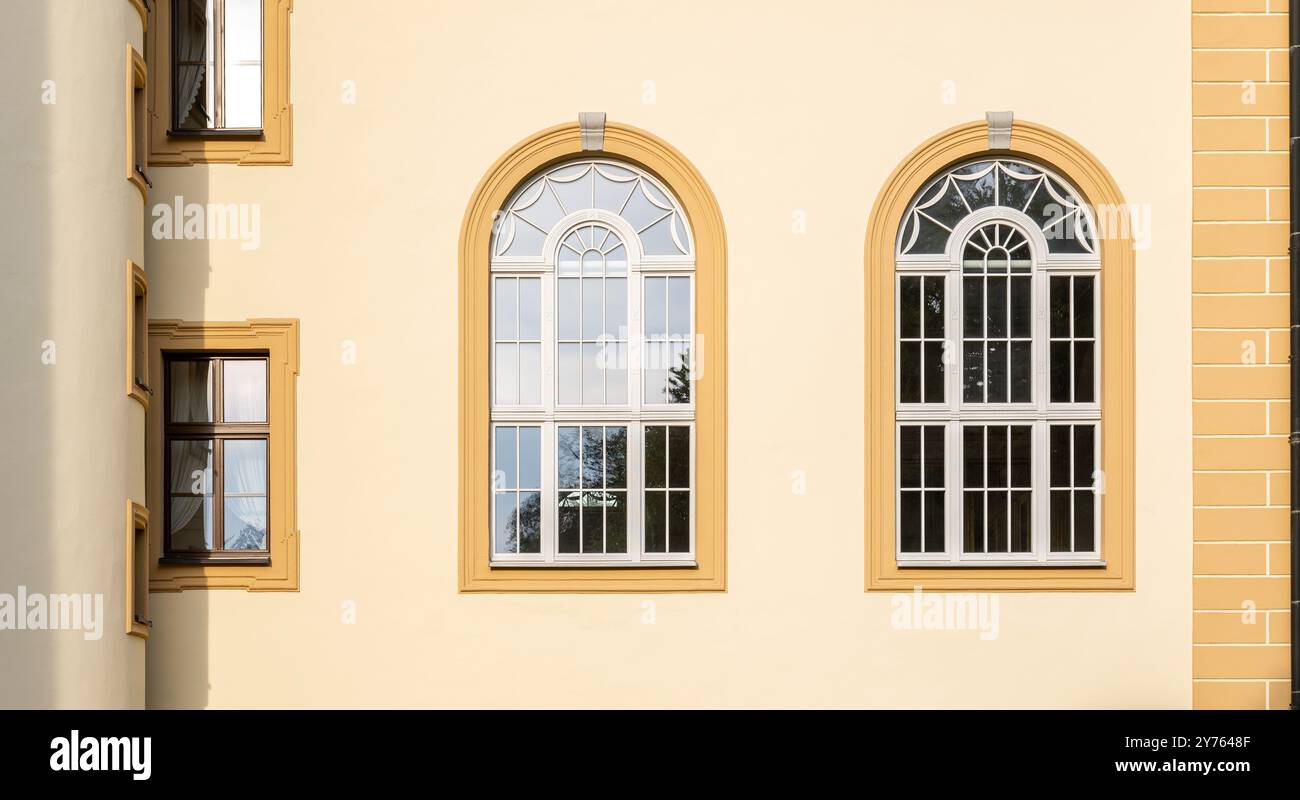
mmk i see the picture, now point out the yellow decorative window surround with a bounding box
[459,122,727,592]
[144,0,292,166]
[127,261,149,408]
[126,501,150,638]
[147,319,300,591]
[126,45,148,199]
[865,120,1135,592]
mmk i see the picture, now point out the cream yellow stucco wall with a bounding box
[136,0,1192,708]
[0,0,147,708]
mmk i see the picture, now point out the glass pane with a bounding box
[1049,425,1070,488]
[518,343,541,405]
[962,277,982,338]
[644,492,666,553]
[644,341,667,404]
[606,341,628,405]
[495,278,517,341]
[1074,341,1095,402]
[605,278,627,338]
[924,425,944,488]
[986,341,1007,403]
[557,343,580,405]
[986,277,1007,338]
[518,491,541,553]
[170,496,213,550]
[606,492,627,553]
[668,277,691,336]
[923,342,944,404]
[1010,341,1032,403]
[223,439,266,494]
[963,491,984,552]
[582,278,603,339]
[668,426,690,488]
[899,342,921,403]
[962,342,983,402]
[1010,276,1031,338]
[494,426,516,490]
[899,276,920,339]
[169,360,214,422]
[518,427,541,489]
[557,426,580,489]
[223,359,267,422]
[987,491,1008,552]
[1010,491,1032,552]
[518,278,541,339]
[170,439,213,494]
[963,426,983,488]
[987,425,1008,487]
[582,427,604,488]
[494,343,517,405]
[1073,425,1095,488]
[582,343,603,403]
[899,426,921,489]
[1049,276,1070,338]
[645,277,666,337]
[923,490,945,552]
[173,0,211,129]
[1049,490,1071,551]
[605,427,628,489]
[558,504,580,553]
[1074,491,1096,551]
[645,426,666,488]
[667,342,690,404]
[923,276,944,338]
[1050,341,1071,402]
[223,0,263,128]
[669,491,690,552]
[582,500,604,552]
[900,492,921,552]
[224,497,266,550]
[1010,426,1032,487]
[1073,276,1094,338]
[558,279,580,339]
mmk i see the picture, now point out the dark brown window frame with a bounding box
[162,351,271,565]
[169,0,265,137]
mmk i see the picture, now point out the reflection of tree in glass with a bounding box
[668,351,691,403]
[557,426,626,509]
[504,493,541,552]
[227,525,266,550]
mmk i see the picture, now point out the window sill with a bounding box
[166,127,265,140]
[160,555,271,567]
[489,560,697,569]
[897,559,1106,569]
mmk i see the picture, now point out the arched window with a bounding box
[488,158,697,565]
[894,158,1102,565]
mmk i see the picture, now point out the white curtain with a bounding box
[224,441,267,549]
[175,0,211,126]
[169,362,212,546]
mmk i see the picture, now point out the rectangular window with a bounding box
[643,275,692,404]
[1049,275,1097,404]
[172,0,263,131]
[126,261,150,407]
[643,424,692,555]
[494,277,542,406]
[898,275,945,404]
[163,354,269,561]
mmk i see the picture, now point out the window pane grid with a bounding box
[895,164,1100,565]
[489,160,695,566]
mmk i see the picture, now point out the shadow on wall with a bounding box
[143,54,216,711]
[0,0,55,709]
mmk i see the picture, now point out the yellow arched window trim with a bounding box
[865,119,1136,592]
[458,122,727,592]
